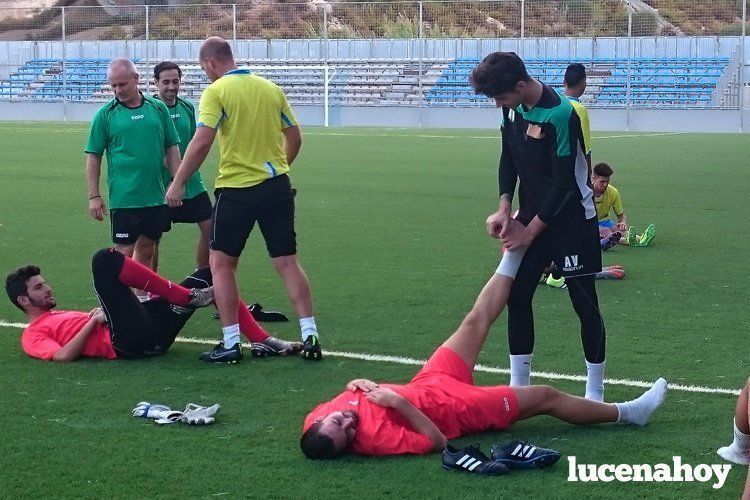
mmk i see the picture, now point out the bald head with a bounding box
[107,57,138,78]
[199,37,234,63]
[107,57,140,106]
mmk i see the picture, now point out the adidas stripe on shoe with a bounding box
[490,441,561,470]
[442,445,509,476]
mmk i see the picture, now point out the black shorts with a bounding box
[91,248,212,358]
[110,206,169,245]
[163,191,212,233]
[521,215,602,277]
[211,174,297,258]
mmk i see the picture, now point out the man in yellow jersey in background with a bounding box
[166,37,320,363]
[562,63,592,168]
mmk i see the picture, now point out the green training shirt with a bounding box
[85,93,179,209]
[155,95,208,200]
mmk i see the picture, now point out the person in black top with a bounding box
[470,52,606,402]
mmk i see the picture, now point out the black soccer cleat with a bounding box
[250,336,303,358]
[490,441,561,470]
[442,445,509,476]
[301,335,323,361]
[199,342,243,364]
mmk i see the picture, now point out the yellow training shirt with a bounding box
[594,184,624,221]
[197,69,298,188]
[569,99,591,155]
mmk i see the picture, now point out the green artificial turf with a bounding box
[0,123,748,498]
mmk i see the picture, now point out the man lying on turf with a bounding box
[301,251,667,459]
[5,248,300,362]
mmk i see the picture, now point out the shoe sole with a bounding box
[495,453,561,470]
[199,358,243,364]
[441,464,509,476]
[300,351,323,361]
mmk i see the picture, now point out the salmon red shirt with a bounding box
[304,347,519,455]
[21,310,117,360]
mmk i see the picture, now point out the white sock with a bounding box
[300,316,318,341]
[509,354,532,386]
[222,324,241,347]
[733,418,750,451]
[585,360,605,402]
[614,378,667,426]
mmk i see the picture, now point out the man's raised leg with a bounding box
[441,249,524,370]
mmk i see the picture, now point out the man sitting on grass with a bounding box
[5,248,300,362]
[300,251,667,459]
[592,162,655,247]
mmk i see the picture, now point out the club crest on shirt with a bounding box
[348,400,359,406]
[526,124,545,139]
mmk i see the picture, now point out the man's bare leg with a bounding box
[717,377,750,465]
[114,243,135,258]
[272,254,318,346]
[130,236,157,268]
[512,379,667,427]
[195,219,212,269]
[441,273,515,370]
[211,249,240,340]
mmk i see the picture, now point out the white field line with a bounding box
[0,320,738,396]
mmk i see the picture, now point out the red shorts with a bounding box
[411,347,519,433]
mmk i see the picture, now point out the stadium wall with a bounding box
[1,101,749,133]
[0,36,745,66]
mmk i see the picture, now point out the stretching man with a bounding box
[5,249,299,362]
[469,52,607,401]
[301,252,667,458]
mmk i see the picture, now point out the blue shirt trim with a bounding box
[265,161,278,177]
[225,68,251,76]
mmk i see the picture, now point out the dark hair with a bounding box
[593,162,614,177]
[154,61,182,81]
[564,63,586,88]
[5,265,40,312]
[469,51,531,97]
[300,422,339,460]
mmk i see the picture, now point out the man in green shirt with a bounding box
[85,58,181,271]
[146,61,212,271]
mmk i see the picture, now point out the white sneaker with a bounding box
[180,403,221,425]
[717,444,750,465]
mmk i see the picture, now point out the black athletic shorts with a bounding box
[521,215,602,278]
[163,191,212,233]
[211,174,297,258]
[110,205,169,245]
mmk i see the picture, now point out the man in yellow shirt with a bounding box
[166,37,320,363]
[592,163,655,247]
[563,63,591,168]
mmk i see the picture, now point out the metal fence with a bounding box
[0,0,747,110]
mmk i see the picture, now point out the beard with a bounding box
[29,296,55,311]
